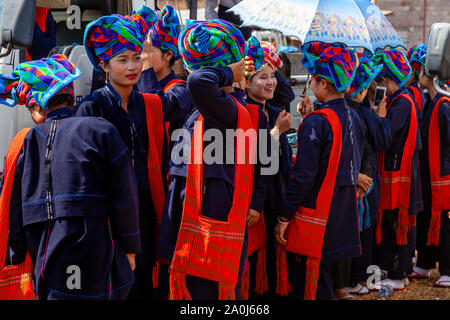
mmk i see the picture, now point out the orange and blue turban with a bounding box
[301,42,359,92]
[84,5,157,71]
[0,54,80,109]
[178,19,248,71]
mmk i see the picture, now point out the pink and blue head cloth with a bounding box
[245,36,282,78]
[0,54,80,109]
[178,19,248,71]
[348,52,383,98]
[300,42,359,92]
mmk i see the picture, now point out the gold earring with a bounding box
[105,71,109,85]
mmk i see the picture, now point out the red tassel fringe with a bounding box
[375,209,384,244]
[152,262,159,289]
[276,246,292,296]
[218,282,236,300]
[426,210,441,247]
[240,259,250,300]
[169,272,191,300]
[255,247,268,295]
[396,208,409,245]
[304,258,320,300]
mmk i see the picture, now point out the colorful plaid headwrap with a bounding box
[151,5,181,60]
[407,44,427,79]
[0,54,80,109]
[349,53,383,98]
[178,19,248,71]
[372,49,412,88]
[301,42,359,92]
[84,5,157,71]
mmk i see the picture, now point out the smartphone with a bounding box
[373,86,386,109]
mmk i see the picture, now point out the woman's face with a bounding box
[310,76,328,103]
[418,69,432,89]
[246,65,277,102]
[101,49,143,87]
[150,46,173,74]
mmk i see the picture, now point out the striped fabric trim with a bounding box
[294,214,327,227]
[380,176,411,183]
[0,273,33,288]
[181,222,245,241]
[431,180,450,187]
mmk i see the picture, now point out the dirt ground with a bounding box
[357,267,450,300]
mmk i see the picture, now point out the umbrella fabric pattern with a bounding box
[229,0,405,52]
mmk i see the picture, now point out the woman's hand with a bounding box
[275,220,290,246]
[126,253,136,271]
[274,110,293,135]
[228,59,245,83]
[247,209,261,227]
[297,94,314,117]
[142,30,153,71]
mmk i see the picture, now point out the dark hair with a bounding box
[46,94,75,110]
[161,49,177,67]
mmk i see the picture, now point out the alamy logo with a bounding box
[366,265,382,290]
[170,123,281,176]
[66,5,81,30]
[66,265,81,290]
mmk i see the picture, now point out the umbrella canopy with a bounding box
[228,0,405,52]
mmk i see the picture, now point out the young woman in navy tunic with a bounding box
[274,42,365,300]
[136,5,192,152]
[343,55,393,295]
[1,55,140,300]
[409,63,450,287]
[158,19,261,300]
[243,37,293,299]
[75,6,169,300]
[371,49,422,290]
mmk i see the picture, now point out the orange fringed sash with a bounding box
[375,93,418,246]
[141,93,166,289]
[162,79,187,141]
[0,128,37,300]
[408,85,423,112]
[427,96,450,246]
[169,95,256,300]
[238,103,268,300]
[141,93,166,236]
[276,108,342,300]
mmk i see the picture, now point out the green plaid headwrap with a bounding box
[178,19,248,71]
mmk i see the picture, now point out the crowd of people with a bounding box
[0,4,448,300]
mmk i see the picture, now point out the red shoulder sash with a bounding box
[0,128,36,299]
[375,93,417,246]
[169,94,256,300]
[427,96,450,246]
[277,108,342,300]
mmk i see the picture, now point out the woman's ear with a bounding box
[164,50,174,63]
[99,60,109,73]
